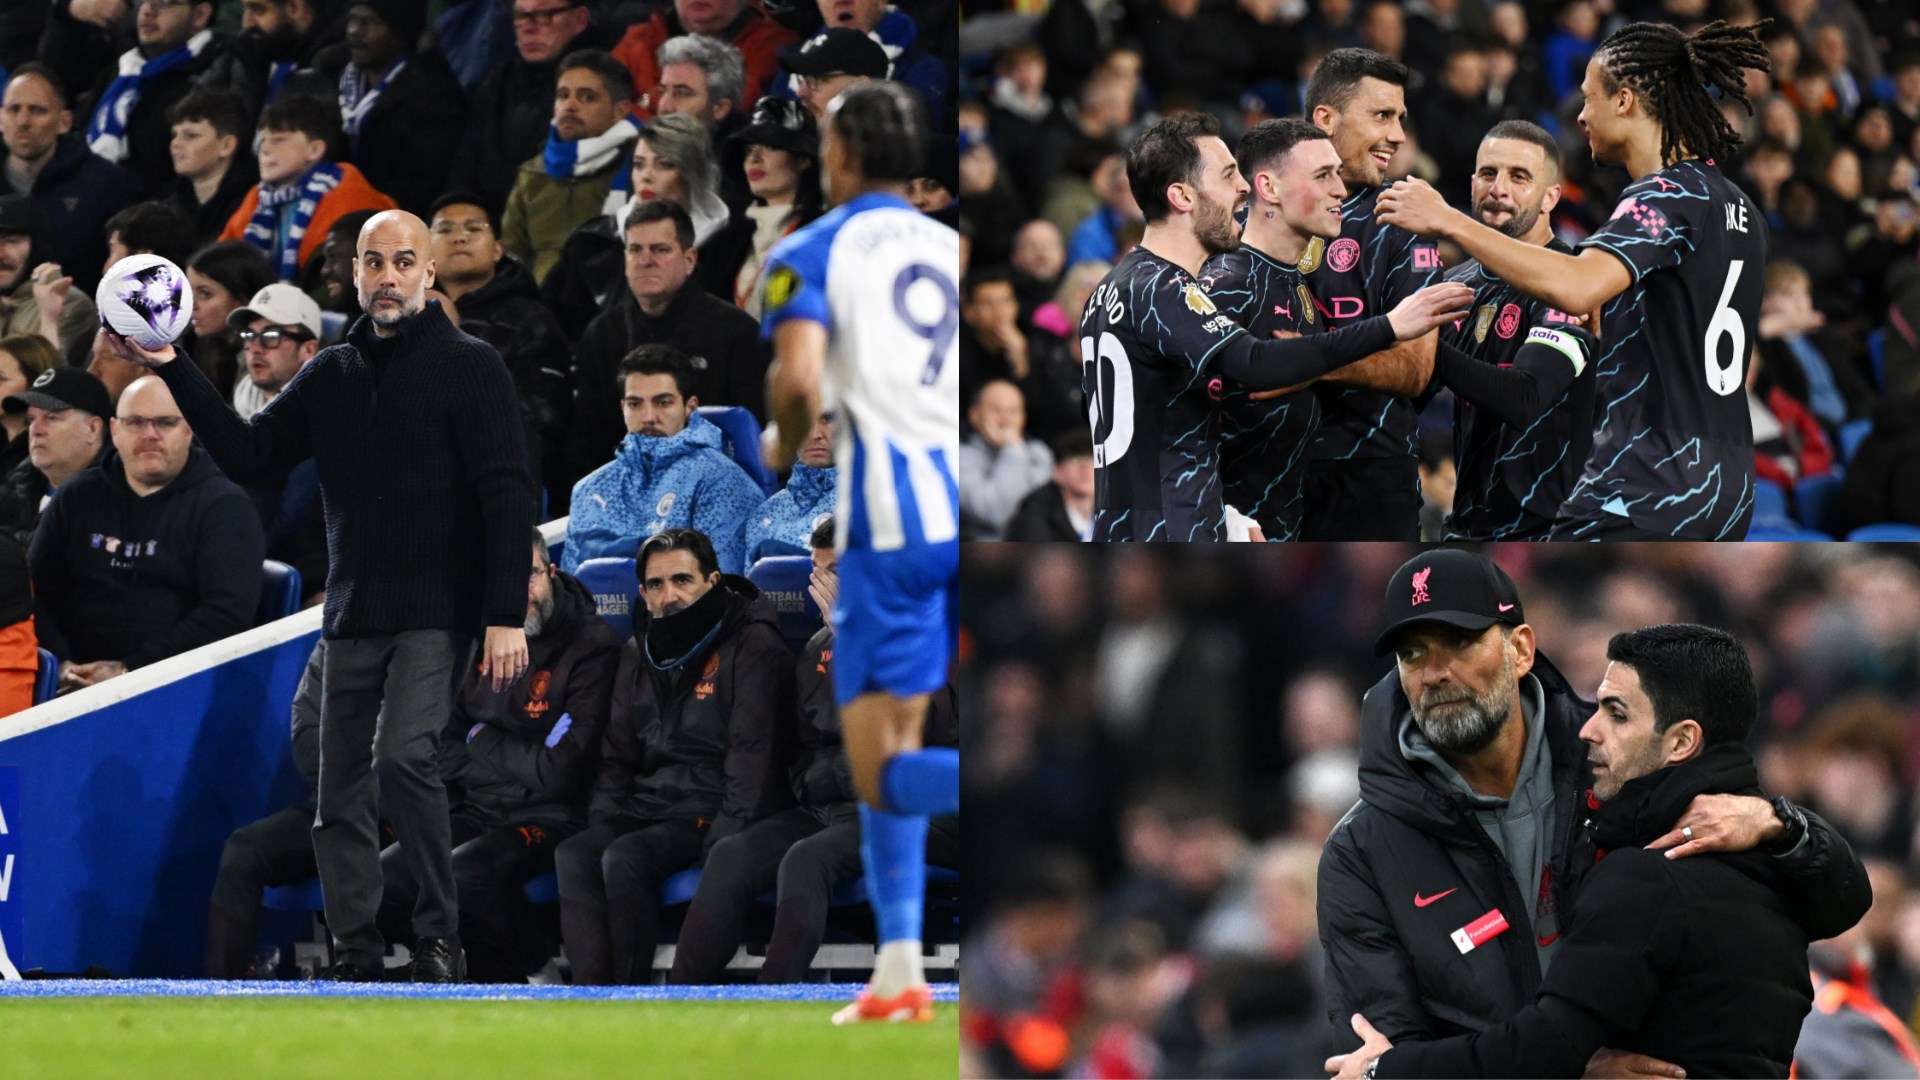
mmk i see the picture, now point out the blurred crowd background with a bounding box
[958,542,1920,1077]
[955,0,1920,540]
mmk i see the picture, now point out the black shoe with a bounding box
[323,957,384,982]
[412,937,466,983]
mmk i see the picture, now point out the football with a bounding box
[96,253,194,350]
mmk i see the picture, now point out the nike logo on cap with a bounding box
[1498,603,1516,612]
[1413,888,1458,908]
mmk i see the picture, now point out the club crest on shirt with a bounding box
[764,266,800,310]
[1182,282,1217,316]
[1495,303,1522,339]
[1297,284,1316,324]
[1328,237,1360,273]
[656,492,676,517]
[1474,303,1496,343]
[1298,236,1325,274]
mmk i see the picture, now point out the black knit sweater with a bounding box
[156,301,536,639]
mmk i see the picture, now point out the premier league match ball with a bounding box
[96,253,194,350]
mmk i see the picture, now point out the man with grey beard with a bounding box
[1314,548,1871,1079]
[1429,121,1599,539]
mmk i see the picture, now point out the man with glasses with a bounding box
[28,372,263,692]
[777,28,887,121]
[771,0,950,125]
[66,0,228,200]
[227,281,322,418]
[450,0,610,218]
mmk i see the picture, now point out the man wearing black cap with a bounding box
[778,27,888,120]
[1315,548,1871,1077]
[0,367,111,546]
[0,194,99,356]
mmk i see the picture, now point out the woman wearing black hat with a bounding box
[720,97,825,318]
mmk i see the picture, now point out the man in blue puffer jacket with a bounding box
[744,411,835,563]
[563,343,763,574]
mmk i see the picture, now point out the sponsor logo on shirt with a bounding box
[1474,303,1496,343]
[1182,282,1218,316]
[1298,236,1325,273]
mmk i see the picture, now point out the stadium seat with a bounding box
[745,555,821,652]
[1745,522,1833,541]
[522,872,559,905]
[1846,524,1920,542]
[662,869,702,906]
[257,560,303,626]
[697,406,778,497]
[1795,473,1846,535]
[1753,479,1789,522]
[1839,419,1873,463]
[33,647,58,704]
[576,557,638,641]
[262,878,325,912]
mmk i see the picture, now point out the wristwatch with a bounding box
[1766,795,1808,855]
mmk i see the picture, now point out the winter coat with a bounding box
[744,463,834,563]
[443,571,624,828]
[81,30,230,199]
[0,441,107,550]
[790,625,957,817]
[1373,743,1831,1079]
[0,273,99,356]
[1834,392,1920,533]
[448,254,573,497]
[1320,652,1872,1056]
[767,7,951,125]
[445,21,616,217]
[340,51,467,216]
[612,6,798,118]
[540,195,750,344]
[169,155,259,247]
[562,414,765,576]
[592,574,795,849]
[499,144,632,286]
[29,446,264,666]
[0,133,138,294]
[218,162,398,282]
[562,286,767,501]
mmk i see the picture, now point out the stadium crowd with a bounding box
[0,0,959,983]
[959,542,1920,1077]
[0,0,957,716]
[955,0,1920,540]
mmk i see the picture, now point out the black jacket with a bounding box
[0,440,109,549]
[1833,391,1920,534]
[443,571,624,828]
[449,254,573,500]
[342,51,467,215]
[540,209,755,344]
[190,1,350,115]
[170,155,259,247]
[78,32,229,199]
[445,22,615,219]
[791,624,960,819]
[1376,743,1828,1078]
[1320,653,1872,1055]
[29,445,264,666]
[1002,482,1082,541]
[592,575,794,849]
[562,287,767,506]
[155,301,536,640]
[0,133,138,294]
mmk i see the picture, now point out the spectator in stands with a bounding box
[29,373,264,690]
[744,411,833,562]
[907,132,955,224]
[1004,429,1095,542]
[0,367,109,547]
[501,48,638,285]
[1833,391,1920,534]
[448,0,609,218]
[722,95,821,317]
[102,199,197,272]
[86,323,148,406]
[650,33,745,136]
[316,208,379,324]
[1757,259,1862,429]
[428,191,572,510]
[337,0,466,216]
[223,282,327,601]
[1065,136,1143,267]
[960,266,1078,442]
[777,27,885,122]
[555,526,794,984]
[613,0,797,121]
[218,94,396,283]
[564,200,766,494]
[563,343,764,575]
[1008,218,1064,314]
[432,0,515,92]
[184,239,275,401]
[787,0,949,125]
[0,195,97,356]
[195,0,349,112]
[205,638,330,978]
[0,64,137,294]
[378,528,623,983]
[960,379,1053,540]
[78,0,225,199]
[165,89,256,245]
[0,334,49,479]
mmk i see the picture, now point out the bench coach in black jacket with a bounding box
[1332,624,1859,1079]
[555,528,794,984]
[1319,551,1870,1077]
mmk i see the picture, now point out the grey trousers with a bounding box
[314,629,472,967]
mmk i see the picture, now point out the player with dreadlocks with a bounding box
[1375,20,1773,539]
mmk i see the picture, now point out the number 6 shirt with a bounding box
[1559,160,1767,540]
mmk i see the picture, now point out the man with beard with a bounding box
[1316,549,1871,1077]
[1431,122,1599,539]
[1330,625,1848,1078]
[198,0,351,114]
[1081,111,1472,542]
[112,209,537,981]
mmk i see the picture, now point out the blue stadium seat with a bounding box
[522,872,559,905]
[697,406,778,497]
[262,878,325,912]
[662,868,702,906]
[1745,522,1832,541]
[576,557,638,641]
[1753,479,1789,522]
[1839,419,1873,463]
[257,560,302,626]
[1795,473,1846,536]
[746,555,821,652]
[33,647,58,704]
[1846,524,1920,542]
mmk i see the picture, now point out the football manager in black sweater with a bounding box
[102,209,537,982]
[1327,623,1856,1079]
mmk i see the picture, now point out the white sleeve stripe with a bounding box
[1525,326,1586,377]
